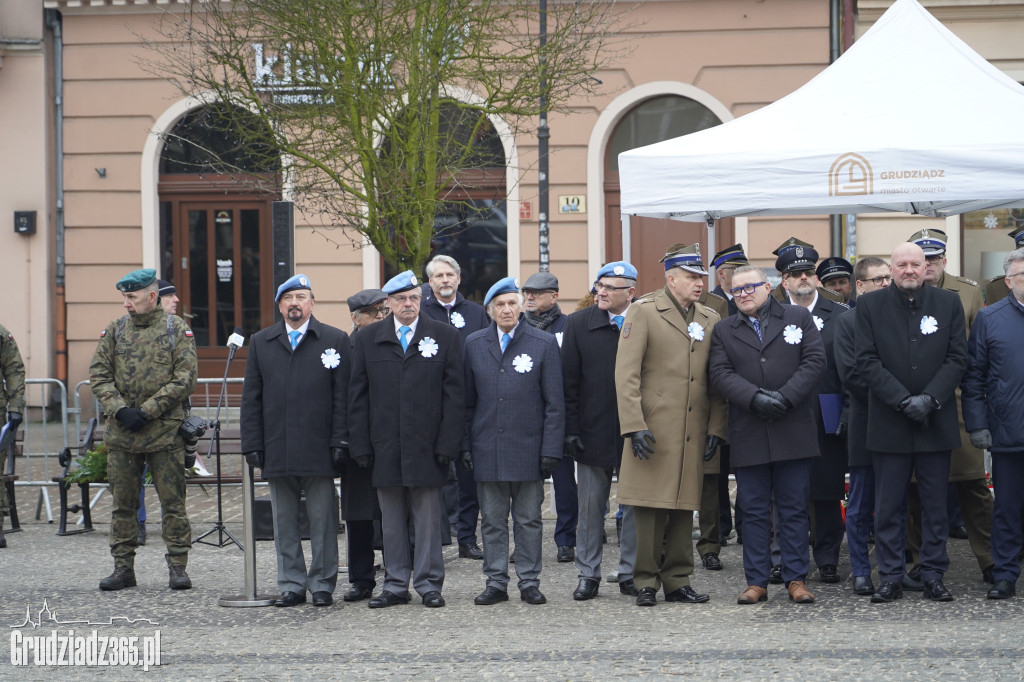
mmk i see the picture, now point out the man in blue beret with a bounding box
[462,277,564,606]
[349,270,465,609]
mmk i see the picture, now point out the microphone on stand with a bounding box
[226,327,245,362]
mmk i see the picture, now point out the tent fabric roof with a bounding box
[618,0,1024,222]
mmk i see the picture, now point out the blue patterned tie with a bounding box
[752,317,762,341]
[501,332,511,353]
[289,330,301,349]
[399,325,411,351]
[613,315,624,330]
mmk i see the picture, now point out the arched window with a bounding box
[159,104,280,175]
[606,95,721,172]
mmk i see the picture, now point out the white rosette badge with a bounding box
[512,354,534,374]
[418,337,439,358]
[687,321,705,342]
[450,311,466,329]
[783,324,803,345]
[813,316,824,331]
[321,348,341,369]
[920,315,938,335]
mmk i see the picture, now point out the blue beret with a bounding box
[595,261,637,281]
[382,270,419,295]
[815,257,853,282]
[908,228,947,256]
[116,268,157,293]
[775,246,819,274]
[484,276,520,307]
[275,274,312,302]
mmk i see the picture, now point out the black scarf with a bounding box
[525,303,563,330]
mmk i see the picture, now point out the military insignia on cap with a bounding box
[410,275,418,286]
[795,246,804,258]
[299,276,309,287]
[613,265,625,276]
[514,279,520,288]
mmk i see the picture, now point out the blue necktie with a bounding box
[289,330,301,349]
[613,315,624,329]
[399,325,411,351]
[501,333,511,353]
[752,318,762,341]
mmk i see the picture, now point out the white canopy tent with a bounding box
[618,0,1024,244]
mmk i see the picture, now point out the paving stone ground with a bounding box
[3,478,1024,680]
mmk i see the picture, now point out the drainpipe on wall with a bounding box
[829,0,843,256]
[45,9,66,386]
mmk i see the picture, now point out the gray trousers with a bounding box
[575,463,636,581]
[378,486,445,597]
[268,475,339,594]
[478,480,544,591]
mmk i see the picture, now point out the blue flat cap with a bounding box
[484,276,520,307]
[776,246,819,274]
[275,274,312,302]
[595,261,637,281]
[382,270,419,295]
[660,243,708,276]
[815,257,853,282]
[908,228,947,256]
[116,268,157,293]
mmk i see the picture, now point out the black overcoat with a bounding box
[833,308,871,468]
[340,327,376,521]
[806,295,850,500]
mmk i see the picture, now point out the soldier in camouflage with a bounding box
[0,322,26,549]
[89,269,198,591]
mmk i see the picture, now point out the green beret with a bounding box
[116,268,157,293]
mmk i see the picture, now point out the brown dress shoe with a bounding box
[787,580,816,603]
[737,585,768,604]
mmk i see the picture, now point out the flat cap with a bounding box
[595,261,637,281]
[815,257,854,282]
[157,279,176,297]
[347,288,386,311]
[775,246,819,274]
[522,272,559,291]
[712,244,749,269]
[484,276,520,307]
[771,237,815,257]
[275,274,312,302]
[116,268,157,293]
[908,228,947,256]
[382,270,419,295]
[660,242,708,276]
[1010,226,1024,247]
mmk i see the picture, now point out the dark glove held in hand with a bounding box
[969,429,992,450]
[629,430,656,460]
[436,453,454,466]
[750,391,786,421]
[899,394,935,423]
[353,454,374,469]
[116,407,148,432]
[540,456,560,477]
[564,435,585,457]
[7,411,22,429]
[459,450,474,471]
[703,434,722,462]
[765,390,792,411]
[244,450,264,469]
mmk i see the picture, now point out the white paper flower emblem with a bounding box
[687,321,705,341]
[321,348,341,369]
[783,324,803,345]
[920,315,939,335]
[450,311,466,328]
[512,354,534,373]
[554,332,564,347]
[418,337,439,358]
[813,315,824,331]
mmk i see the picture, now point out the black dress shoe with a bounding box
[343,585,374,602]
[870,581,903,603]
[982,565,995,585]
[520,586,547,604]
[635,587,657,606]
[619,579,639,597]
[922,578,954,602]
[902,564,924,592]
[819,564,840,583]
[459,543,484,560]
[509,548,517,563]
[573,578,600,601]
[988,579,1016,599]
[368,590,410,608]
[949,524,969,539]
[769,564,783,584]
[736,531,743,545]
[275,591,307,607]
[701,553,723,571]
[422,591,446,608]
[311,591,333,607]
[557,546,575,562]
[853,575,875,596]
[474,586,509,605]
[665,585,710,603]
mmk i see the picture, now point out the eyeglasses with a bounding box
[389,294,421,304]
[361,306,390,317]
[522,289,555,297]
[858,275,893,286]
[1007,271,1024,279]
[925,254,945,263]
[729,282,767,297]
[491,301,519,310]
[593,282,634,293]
[783,270,813,279]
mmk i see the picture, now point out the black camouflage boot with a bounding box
[169,564,192,590]
[100,566,137,591]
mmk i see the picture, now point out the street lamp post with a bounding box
[537,0,550,272]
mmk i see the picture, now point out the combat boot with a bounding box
[0,525,6,549]
[100,566,137,591]
[137,523,147,546]
[169,565,192,590]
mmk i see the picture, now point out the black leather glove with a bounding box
[436,453,454,466]
[969,429,992,450]
[834,419,848,438]
[331,446,349,474]
[564,435,585,457]
[540,456,560,477]
[750,390,786,421]
[7,411,22,430]
[244,450,265,469]
[353,453,374,469]
[765,390,792,412]
[629,430,656,460]
[184,452,197,469]
[115,407,148,432]
[899,394,935,423]
[459,450,474,472]
[703,434,722,462]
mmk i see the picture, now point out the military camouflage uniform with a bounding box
[1,323,27,521]
[89,307,198,569]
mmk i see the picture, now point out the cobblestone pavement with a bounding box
[3,480,1024,680]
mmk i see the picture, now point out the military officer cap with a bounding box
[347,288,386,311]
[908,228,947,256]
[1010,226,1024,248]
[382,270,419,295]
[815,257,854,283]
[116,268,157,292]
[660,243,708,276]
[275,273,313,302]
[712,244,749,269]
[771,237,815,257]
[776,245,819,274]
[595,261,637,281]
[522,272,559,292]
[484,276,520,306]
[157,279,176,297]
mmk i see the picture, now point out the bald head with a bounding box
[891,242,926,293]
